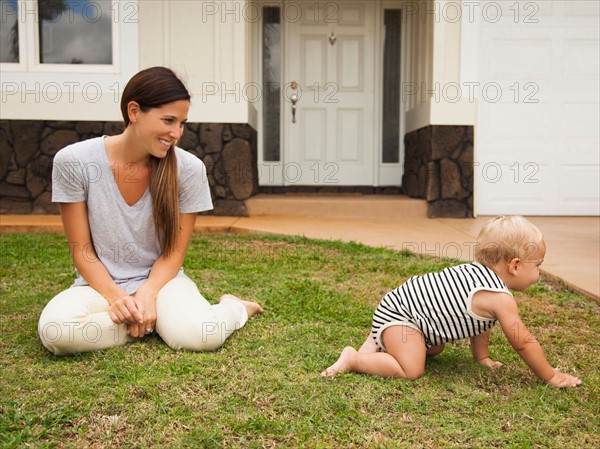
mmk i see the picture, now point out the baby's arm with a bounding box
[470,330,503,368]
[491,293,581,388]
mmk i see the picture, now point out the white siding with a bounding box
[138,0,251,124]
[0,1,253,124]
[404,0,477,133]
[475,0,599,215]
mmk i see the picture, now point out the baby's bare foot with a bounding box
[321,346,357,377]
[219,294,264,318]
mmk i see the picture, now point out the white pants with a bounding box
[38,277,248,356]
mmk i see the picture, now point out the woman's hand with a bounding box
[123,213,198,338]
[126,288,158,338]
[547,368,582,388]
[108,295,144,325]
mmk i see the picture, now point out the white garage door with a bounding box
[475,0,599,216]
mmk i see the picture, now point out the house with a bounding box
[1,0,598,217]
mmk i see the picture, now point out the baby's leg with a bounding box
[320,333,378,377]
[358,333,378,353]
[321,325,427,379]
[426,344,445,357]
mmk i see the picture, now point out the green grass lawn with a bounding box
[1,232,598,449]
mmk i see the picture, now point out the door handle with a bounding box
[291,94,298,123]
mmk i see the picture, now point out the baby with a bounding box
[321,216,581,388]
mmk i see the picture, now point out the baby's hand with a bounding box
[547,369,582,388]
[477,357,503,369]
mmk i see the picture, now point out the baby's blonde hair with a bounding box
[475,216,543,267]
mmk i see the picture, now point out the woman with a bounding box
[38,67,262,355]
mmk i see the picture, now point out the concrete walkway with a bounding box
[1,214,598,301]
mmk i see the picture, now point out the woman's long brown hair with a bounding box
[120,67,191,256]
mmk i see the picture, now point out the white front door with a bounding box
[282,1,375,186]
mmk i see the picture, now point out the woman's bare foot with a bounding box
[219,294,263,318]
[321,346,357,377]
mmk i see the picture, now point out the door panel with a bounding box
[337,109,362,162]
[301,36,327,85]
[337,37,363,90]
[300,109,327,161]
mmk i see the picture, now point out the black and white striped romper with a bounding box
[371,263,511,350]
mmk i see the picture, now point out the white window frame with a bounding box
[1,0,122,73]
[255,1,285,186]
[378,0,406,187]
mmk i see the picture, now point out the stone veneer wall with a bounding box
[0,120,258,216]
[402,125,474,218]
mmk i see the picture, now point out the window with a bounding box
[0,0,19,63]
[262,6,281,162]
[1,0,136,122]
[0,0,117,69]
[38,0,112,64]
[382,9,402,163]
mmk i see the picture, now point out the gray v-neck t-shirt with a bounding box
[52,136,213,294]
